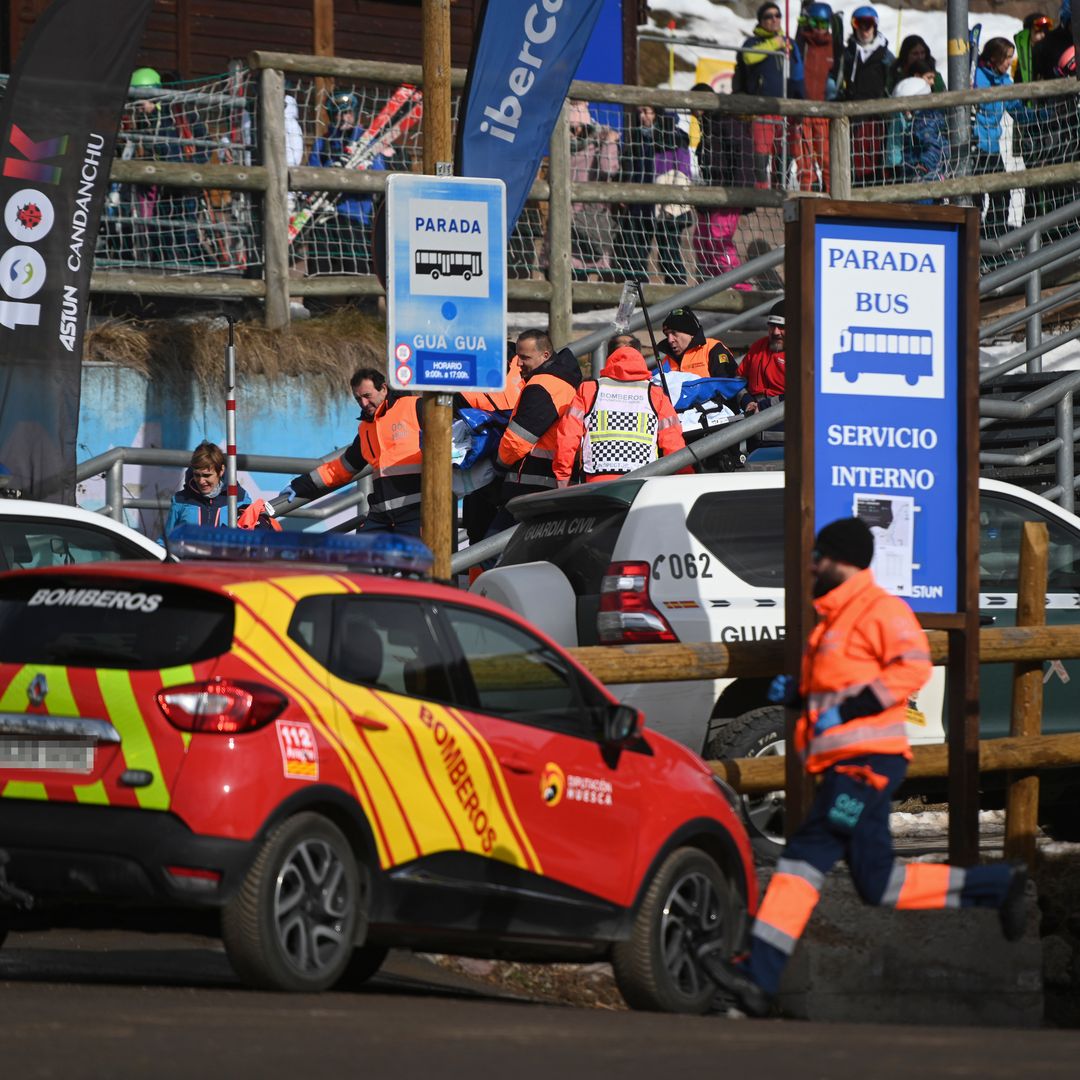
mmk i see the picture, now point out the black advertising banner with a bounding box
[0,0,153,502]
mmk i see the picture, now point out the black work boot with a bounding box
[697,941,773,1018]
[999,860,1030,943]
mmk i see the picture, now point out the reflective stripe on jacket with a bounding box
[581,377,659,475]
[796,568,932,772]
[360,394,423,521]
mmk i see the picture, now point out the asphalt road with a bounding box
[3,928,1080,1079]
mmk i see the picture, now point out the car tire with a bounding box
[706,705,786,862]
[612,846,739,1014]
[222,812,361,992]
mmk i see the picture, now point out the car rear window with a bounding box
[0,576,234,669]
[686,489,786,588]
[499,507,629,596]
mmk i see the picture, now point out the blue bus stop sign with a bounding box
[814,218,960,613]
[386,174,507,393]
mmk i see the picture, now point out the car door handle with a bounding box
[979,614,996,626]
[350,714,389,732]
[498,755,534,775]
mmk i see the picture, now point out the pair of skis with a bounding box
[288,83,423,246]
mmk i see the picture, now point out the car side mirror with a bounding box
[603,703,642,746]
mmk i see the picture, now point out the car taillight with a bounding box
[155,678,287,733]
[597,561,677,644]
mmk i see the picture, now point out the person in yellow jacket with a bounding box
[486,329,582,535]
[660,307,737,378]
[281,367,423,536]
[702,517,1029,1017]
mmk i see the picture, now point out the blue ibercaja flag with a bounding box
[0,0,153,502]
[455,0,605,232]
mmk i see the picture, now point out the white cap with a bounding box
[893,77,932,98]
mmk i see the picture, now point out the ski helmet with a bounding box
[1056,44,1076,76]
[326,90,360,116]
[804,3,833,24]
[851,5,879,27]
[130,67,161,88]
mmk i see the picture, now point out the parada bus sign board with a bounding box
[386,173,507,394]
[813,215,961,613]
[784,200,981,863]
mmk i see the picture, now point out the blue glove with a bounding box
[279,483,297,503]
[767,674,795,705]
[814,706,843,737]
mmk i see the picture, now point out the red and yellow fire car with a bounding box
[0,528,756,1012]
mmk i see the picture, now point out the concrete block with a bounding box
[775,869,1043,1026]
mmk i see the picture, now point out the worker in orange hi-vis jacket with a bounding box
[701,516,1030,1017]
[552,345,689,486]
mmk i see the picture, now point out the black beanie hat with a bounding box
[767,299,785,326]
[662,307,701,336]
[814,517,875,569]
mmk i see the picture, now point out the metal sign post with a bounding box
[225,316,238,528]
[786,199,981,864]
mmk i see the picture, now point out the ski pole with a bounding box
[225,317,238,527]
[632,280,703,472]
[633,280,673,403]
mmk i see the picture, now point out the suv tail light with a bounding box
[597,561,677,644]
[155,678,287,733]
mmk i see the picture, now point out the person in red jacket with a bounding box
[552,346,687,486]
[735,299,787,413]
[701,517,1029,1017]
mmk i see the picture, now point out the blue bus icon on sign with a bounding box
[832,326,934,386]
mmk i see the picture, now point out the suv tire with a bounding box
[706,706,786,862]
[612,846,737,1013]
[222,812,361,992]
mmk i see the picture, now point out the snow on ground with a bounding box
[650,1,1025,90]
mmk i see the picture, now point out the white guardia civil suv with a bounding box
[472,472,1080,853]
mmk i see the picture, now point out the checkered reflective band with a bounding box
[582,379,659,476]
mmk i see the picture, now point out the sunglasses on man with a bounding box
[853,16,876,30]
[1032,16,1054,31]
[804,16,830,29]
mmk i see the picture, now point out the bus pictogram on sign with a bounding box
[413,249,483,281]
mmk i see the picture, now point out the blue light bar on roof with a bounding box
[168,525,434,575]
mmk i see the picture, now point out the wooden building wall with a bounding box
[6,0,483,78]
[6,0,641,83]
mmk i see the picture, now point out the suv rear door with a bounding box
[493,483,641,645]
[0,573,234,808]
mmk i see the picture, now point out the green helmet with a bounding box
[130,67,161,88]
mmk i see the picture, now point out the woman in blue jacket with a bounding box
[973,37,1023,238]
[162,441,251,541]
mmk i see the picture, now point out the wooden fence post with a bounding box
[1004,521,1049,868]
[828,115,851,201]
[260,67,291,330]
[547,102,572,348]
